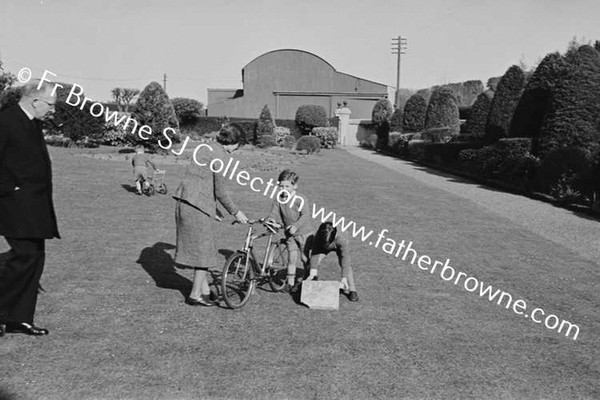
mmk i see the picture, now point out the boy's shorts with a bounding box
[134,166,148,181]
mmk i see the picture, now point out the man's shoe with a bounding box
[0,323,5,337]
[186,295,216,307]
[5,322,49,336]
[347,291,359,302]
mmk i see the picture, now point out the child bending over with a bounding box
[266,169,310,292]
[131,145,156,195]
[305,221,359,302]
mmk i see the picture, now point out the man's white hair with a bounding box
[20,79,54,99]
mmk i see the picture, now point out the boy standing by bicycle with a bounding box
[266,169,310,293]
[131,145,156,195]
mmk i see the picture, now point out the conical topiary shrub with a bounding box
[509,52,567,155]
[256,104,276,148]
[484,65,525,143]
[464,91,493,137]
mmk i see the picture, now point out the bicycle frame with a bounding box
[241,223,277,276]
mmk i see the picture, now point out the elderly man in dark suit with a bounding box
[0,80,59,336]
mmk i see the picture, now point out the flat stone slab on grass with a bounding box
[300,280,340,310]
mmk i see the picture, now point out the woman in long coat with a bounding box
[173,128,248,306]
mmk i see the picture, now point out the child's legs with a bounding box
[341,265,356,292]
[285,235,304,285]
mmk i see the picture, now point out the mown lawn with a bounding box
[0,144,598,400]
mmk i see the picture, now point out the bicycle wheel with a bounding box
[222,252,255,309]
[267,241,289,292]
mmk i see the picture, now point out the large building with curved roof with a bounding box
[207,49,394,120]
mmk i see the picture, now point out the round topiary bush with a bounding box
[402,94,427,133]
[282,134,296,149]
[295,135,321,154]
[484,65,526,143]
[537,45,600,158]
[295,105,328,134]
[424,86,460,136]
[131,81,180,152]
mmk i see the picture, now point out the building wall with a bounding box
[207,49,391,120]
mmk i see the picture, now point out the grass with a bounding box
[0,144,598,399]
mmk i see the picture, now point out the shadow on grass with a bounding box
[121,184,140,194]
[0,387,18,400]
[137,242,191,299]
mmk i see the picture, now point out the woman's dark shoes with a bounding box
[186,295,216,307]
[5,322,49,336]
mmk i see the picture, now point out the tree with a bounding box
[424,86,460,136]
[111,88,140,112]
[0,60,16,95]
[131,82,179,151]
[171,97,204,124]
[402,94,427,132]
[49,83,106,143]
[256,104,276,148]
[484,65,525,143]
[538,45,600,158]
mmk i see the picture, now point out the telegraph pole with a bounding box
[391,36,408,108]
[163,73,167,92]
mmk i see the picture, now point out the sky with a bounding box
[1,0,599,104]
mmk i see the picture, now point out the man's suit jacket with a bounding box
[0,105,59,239]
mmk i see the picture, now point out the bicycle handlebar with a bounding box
[231,218,282,230]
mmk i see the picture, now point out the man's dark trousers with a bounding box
[0,238,45,324]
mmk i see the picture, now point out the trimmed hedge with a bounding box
[0,86,22,112]
[538,146,594,197]
[402,94,427,133]
[484,65,526,143]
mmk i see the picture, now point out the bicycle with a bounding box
[221,218,290,309]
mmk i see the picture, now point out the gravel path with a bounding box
[344,146,600,265]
